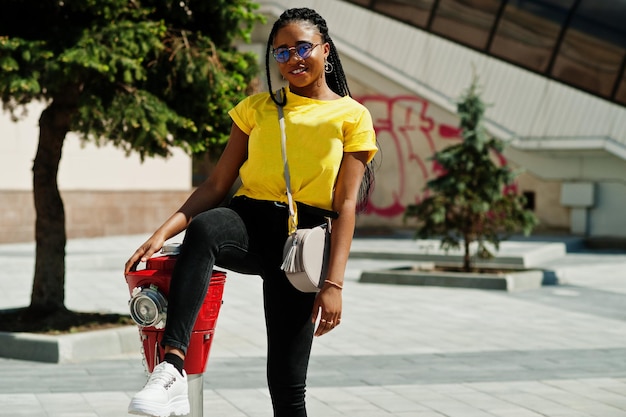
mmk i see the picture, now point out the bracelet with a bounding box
[324,280,343,290]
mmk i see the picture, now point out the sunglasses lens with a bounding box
[297,43,313,59]
[273,48,290,63]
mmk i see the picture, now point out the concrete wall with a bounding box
[514,172,569,231]
[0,190,189,243]
[590,182,626,236]
[345,58,572,233]
[0,101,192,243]
[504,146,626,236]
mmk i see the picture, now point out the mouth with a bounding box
[289,67,307,75]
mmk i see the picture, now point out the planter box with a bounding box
[359,266,545,291]
[350,238,567,269]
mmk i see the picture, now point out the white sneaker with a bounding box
[128,362,190,417]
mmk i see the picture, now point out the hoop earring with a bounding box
[324,59,333,74]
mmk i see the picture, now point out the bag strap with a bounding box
[275,88,336,236]
[275,88,298,236]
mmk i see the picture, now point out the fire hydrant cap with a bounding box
[161,243,181,255]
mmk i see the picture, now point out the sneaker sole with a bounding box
[128,396,190,417]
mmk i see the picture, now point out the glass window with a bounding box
[551,0,626,98]
[615,69,626,105]
[430,0,501,50]
[343,0,373,7]
[490,0,574,72]
[373,0,436,28]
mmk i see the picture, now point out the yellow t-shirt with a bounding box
[229,88,378,211]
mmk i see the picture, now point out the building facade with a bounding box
[1,0,625,243]
[255,0,626,238]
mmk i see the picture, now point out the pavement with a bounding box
[2,232,626,416]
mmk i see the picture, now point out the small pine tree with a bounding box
[404,78,538,271]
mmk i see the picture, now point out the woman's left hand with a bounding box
[312,285,342,336]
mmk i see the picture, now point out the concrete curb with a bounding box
[0,325,140,363]
[359,267,546,291]
[350,239,567,269]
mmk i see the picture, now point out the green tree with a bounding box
[404,78,538,271]
[0,0,262,323]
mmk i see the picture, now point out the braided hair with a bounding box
[265,7,350,106]
[265,7,375,211]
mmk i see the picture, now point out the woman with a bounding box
[125,7,377,417]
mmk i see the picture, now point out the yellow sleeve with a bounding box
[228,96,253,135]
[344,106,378,163]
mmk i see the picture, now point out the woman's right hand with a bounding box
[124,233,166,275]
[123,123,249,276]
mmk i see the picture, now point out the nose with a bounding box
[286,47,304,62]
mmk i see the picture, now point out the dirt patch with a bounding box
[0,307,134,335]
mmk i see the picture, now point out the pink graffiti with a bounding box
[356,95,510,218]
[356,95,460,217]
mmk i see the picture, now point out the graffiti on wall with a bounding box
[356,94,513,220]
[356,95,462,218]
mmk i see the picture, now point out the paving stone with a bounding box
[1,233,626,416]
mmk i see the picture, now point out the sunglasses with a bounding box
[272,42,320,63]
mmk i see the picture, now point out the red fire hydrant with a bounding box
[125,244,226,416]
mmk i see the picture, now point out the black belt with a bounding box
[296,201,339,219]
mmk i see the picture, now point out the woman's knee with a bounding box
[185,208,246,248]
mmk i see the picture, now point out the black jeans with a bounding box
[162,196,326,417]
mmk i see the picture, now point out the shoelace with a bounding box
[144,366,177,389]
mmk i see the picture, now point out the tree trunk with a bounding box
[29,85,81,315]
